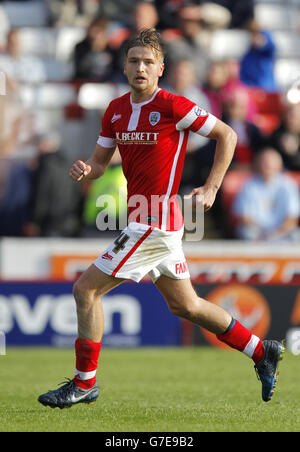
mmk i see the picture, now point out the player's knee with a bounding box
[73,280,84,303]
[73,279,93,308]
[167,297,197,320]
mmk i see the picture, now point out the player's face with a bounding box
[124,46,164,99]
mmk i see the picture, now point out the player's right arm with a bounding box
[69,143,117,181]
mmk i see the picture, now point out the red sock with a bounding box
[217,319,264,365]
[73,338,101,389]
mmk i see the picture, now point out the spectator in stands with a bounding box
[154,0,186,30]
[232,148,300,241]
[0,156,35,237]
[162,58,212,190]
[268,102,300,171]
[155,0,253,30]
[203,60,257,120]
[209,0,254,28]
[222,87,266,167]
[0,28,46,84]
[73,16,114,81]
[202,60,230,118]
[98,0,141,27]
[0,76,23,156]
[162,57,225,235]
[239,19,277,92]
[162,58,211,125]
[164,2,230,83]
[0,29,38,156]
[48,0,99,27]
[81,149,127,237]
[132,1,160,32]
[111,1,160,82]
[24,132,84,237]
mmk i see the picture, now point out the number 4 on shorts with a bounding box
[112,233,129,254]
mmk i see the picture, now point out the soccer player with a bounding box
[38,29,284,409]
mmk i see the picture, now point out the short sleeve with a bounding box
[173,95,217,137]
[97,102,117,148]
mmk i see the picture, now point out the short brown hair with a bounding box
[125,28,164,62]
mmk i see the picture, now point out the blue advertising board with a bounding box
[0,281,181,347]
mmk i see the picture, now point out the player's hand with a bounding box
[184,185,217,212]
[69,160,92,181]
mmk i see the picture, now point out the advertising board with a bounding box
[0,281,181,347]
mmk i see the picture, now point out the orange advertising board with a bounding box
[199,284,271,348]
[50,253,300,284]
[187,255,300,285]
[50,255,98,280]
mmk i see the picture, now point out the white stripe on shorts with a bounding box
[243,335,260,358]
[75,369,96,380]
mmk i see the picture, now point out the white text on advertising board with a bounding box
[0,294,141,336]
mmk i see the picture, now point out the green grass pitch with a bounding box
[1,346,300,432]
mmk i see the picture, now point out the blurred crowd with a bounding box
[0,0,300,241]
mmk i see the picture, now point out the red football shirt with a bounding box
[97,88,216,231]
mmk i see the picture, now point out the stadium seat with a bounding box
[12,27,86,62]
[272,31,300,59]
[0,53,47,83]
[221,171,252,211]
[19,83,77,109]
[221,170,252,235]
[247,88,283,115]
[33,108,65,136]
[0,52,73,84]
[288,171,300,189]
[247,88,283,133]
[17,28,57,58]
[274,59,300,90]
[20,82,80,136]
[209,30,250,60]
[2,0,49,27]
[286,172,300,227]
[254,3,300,30]
[0,6,10,46]
[64,102,84,119]
[55,27,86,62]
[78,83,117,110]
[253,113,280,135]
[41,58,73,81]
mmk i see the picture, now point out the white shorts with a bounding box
[94,222,190,283]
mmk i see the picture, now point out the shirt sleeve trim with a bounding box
[195,114,217,137]
[97,136,116,148]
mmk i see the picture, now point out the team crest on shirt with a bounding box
[194,106,208,117]
[149,111,161,126]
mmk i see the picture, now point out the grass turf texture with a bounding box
[1,346,299,432]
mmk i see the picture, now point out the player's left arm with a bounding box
[185,118,237,211]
